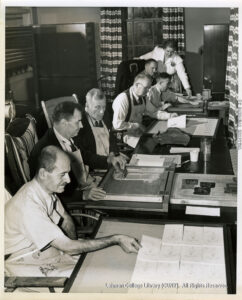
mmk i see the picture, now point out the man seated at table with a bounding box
[112,73,152,136]
[146,72,178,120]
[29,101,107,200]
[5,146,141,279]
[74,88,127,171]
[140,59,158,85]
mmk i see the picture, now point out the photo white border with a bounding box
[0,1,241,300]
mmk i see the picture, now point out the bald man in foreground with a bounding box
[5,146,141,279]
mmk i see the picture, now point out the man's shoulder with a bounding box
[113,90,129,106]
[6,180,39,209]
[32,128,59,152]
[173,54,183,63]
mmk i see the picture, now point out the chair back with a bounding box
[5,115,38,189]
[41,94,79,128]
[115,60,146,96]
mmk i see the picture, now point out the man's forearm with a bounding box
[61,214,77,240]
[51,234,120,255]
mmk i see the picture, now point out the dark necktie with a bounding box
[69,139,77,152]
[134,96,144,106]
[94,120,103,127]
[52,193,63,226]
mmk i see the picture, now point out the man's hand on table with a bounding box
[185,88,192,98]
[115,235,142,253]
[83,186,106,201]
[108,152,128,171]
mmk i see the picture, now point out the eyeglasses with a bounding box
[136,82,150,90]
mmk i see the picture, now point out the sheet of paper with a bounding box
[159,245,181,262]
[179,262,206,283]
[167,114,186,128]
[129,154,181,167]
[185,206,220,217]
[182,226,203,245]
[138,235,162,261]
[162,224,183,245]
[170,147,200,153]
[129,154,165,167]
[191,118,218,136]
[156,261,180,281]
[203,227,224,246]
[181,245,203,262]
[203,246,225,264]
[123,134,140,148]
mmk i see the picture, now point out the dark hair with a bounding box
[52,101,82,123]
[156,72,171,81]
[134,72,153,84]
[145,59,157,67]
[36,145,60,173]
[163,39,178,51]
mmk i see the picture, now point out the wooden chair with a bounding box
[41,94,79,128]
[5,114,39,189]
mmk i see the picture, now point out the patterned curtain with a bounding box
[162,7,185,53]
[100,8,123,102]
[225,8,239,147]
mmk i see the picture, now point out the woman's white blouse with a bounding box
[140,46,190,90]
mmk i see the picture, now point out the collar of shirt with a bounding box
[31,178,56,214]
[87,113,103,127]
[53,127,74,152]
[130,86,145,105]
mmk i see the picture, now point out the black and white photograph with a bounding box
[1,0,241,298]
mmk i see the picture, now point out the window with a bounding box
[126,7,163,58]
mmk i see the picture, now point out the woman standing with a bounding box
[139,40,192,96]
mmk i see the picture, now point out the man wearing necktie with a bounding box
[5,146,141,279]
[112,73,152,136]
[74,88,127,172]
[29,102,106,201]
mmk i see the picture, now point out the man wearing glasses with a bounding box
[112,73,152,137]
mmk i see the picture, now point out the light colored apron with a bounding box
[87,116,110,157]
[128,94,146,125]
[68,149,94,188]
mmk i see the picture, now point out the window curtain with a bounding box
[225,8,239,147]
[100,8,123,102]
[162,8,185,53]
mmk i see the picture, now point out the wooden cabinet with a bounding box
[34,23,97,103]
[203,24,229,100]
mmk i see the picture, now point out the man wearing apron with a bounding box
[74,88,127,172]
[5,146,141,290]
[112,73,152,148]
[29,102,106,201]
[112,73,152,133]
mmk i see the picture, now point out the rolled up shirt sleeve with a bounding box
[139,48,155,60]
[175,56,190,90]
[112,93,140,130]
[22,200,66,251]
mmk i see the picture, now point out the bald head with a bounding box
[36,145,69,174]
[36,146,71,194]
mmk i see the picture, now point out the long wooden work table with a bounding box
[63,116,237,294]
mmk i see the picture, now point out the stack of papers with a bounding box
[167,114,186,128]
[129,225,227,294]
[129,154,181,167]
